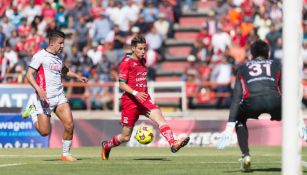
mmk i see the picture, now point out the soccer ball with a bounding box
[135,125,154,144]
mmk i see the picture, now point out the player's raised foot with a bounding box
[171,137,190,153]
[239,155,252,172]
[61,154,77,162]
[21,104,36,119]
[101,141,111,160]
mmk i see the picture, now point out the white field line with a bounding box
[0,161,281,166]
[0,154,281,158]
[0,163,26,168]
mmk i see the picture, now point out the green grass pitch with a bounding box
[0,146,307,175]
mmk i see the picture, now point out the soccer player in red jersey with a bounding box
[101,35,190,160]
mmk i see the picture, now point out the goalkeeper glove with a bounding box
[299,124,307,142]
[216,122,235,149]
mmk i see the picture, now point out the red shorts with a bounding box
[121,94,158,127]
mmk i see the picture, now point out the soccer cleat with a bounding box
[101,141,111,160]
[21,104,36,119]
[239,156,252,172]
[61,154,77,162]
[171,137,190,153]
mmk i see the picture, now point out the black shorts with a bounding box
[236,95,281,122]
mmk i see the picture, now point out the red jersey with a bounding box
[119,55,148,94]
[118,55,158,127]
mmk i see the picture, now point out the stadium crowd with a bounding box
[0,0,306,109]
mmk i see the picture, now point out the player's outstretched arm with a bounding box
[216,122,236,149]
[63,66,88,83]
[119,81,147,101]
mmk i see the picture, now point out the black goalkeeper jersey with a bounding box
[229,58,282,122]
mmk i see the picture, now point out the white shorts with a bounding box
[35,93,68,115]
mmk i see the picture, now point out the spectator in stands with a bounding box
[142,1,159,24]
[146,49,159,81]
[90,0,105,19]
[191,38,210,63]
[1,16,16,38]
[104,42,118,65]
[303,41,307,63]
[104,0,117,21]
[181,55,199,81]
[41,2,57,23]
[56,6,68,28]
[273,38,283,60]
[92,11,112,44]
[269,3,282,25]
[304,22,307,41]
[105,24,127,62]
[45,19,58,36]
[4,43,18,72]
[133,14,150,34]
[22,0,42,24]
[75,16,89,51]
[265,25,281,59]
[31,15,47,36]
[211,26,231,53]
[67,0,89,22]
[126,0,140,24]
[154,13,170,39]
[182,0,193,12]
[159,0,175,23]
[0,48,9,82]
[106,24,126,50]
[87,42,103,66]
[210,56,232,108]
[8,31,18,49]
[15,35,28,58]
[145,26,163,54]
[253,11,272,40]
[241,0,254,22]
[6,6,24,27]
[79,46,94,68]
[110,1,130,34]
[195,23,212,49]
[0,26,5,49]
[215,0,231,20]
[18,18,31,37]
[26,27,43,56]
[181,55,200,109]
[126,26,140,46]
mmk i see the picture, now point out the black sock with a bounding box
[236,122,250,157]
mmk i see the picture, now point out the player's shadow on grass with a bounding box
[226,168,307,173]
[43,158,87,161]
[134,158,170,161]
[224,168,280,173]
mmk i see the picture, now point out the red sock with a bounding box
[105,134,121,150]
[159,124,175,145]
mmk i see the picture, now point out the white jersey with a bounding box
[29,49,64,98]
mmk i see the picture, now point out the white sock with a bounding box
[31,111,38,124]
[62,140,72,156]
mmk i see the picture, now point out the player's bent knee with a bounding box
[64,122,74,131]
[38,130,50,137]
[121,135,131,142]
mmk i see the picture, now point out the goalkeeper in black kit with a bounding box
[216,40,307,172]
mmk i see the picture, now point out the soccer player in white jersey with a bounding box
[22,30,88,161]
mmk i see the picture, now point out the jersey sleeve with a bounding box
[228,66,244,122]
[29,53,43,70]
[118,59,129,82]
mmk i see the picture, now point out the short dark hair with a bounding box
[48,30,66,43]
[131,35,146,47]
[250,40,270,58]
